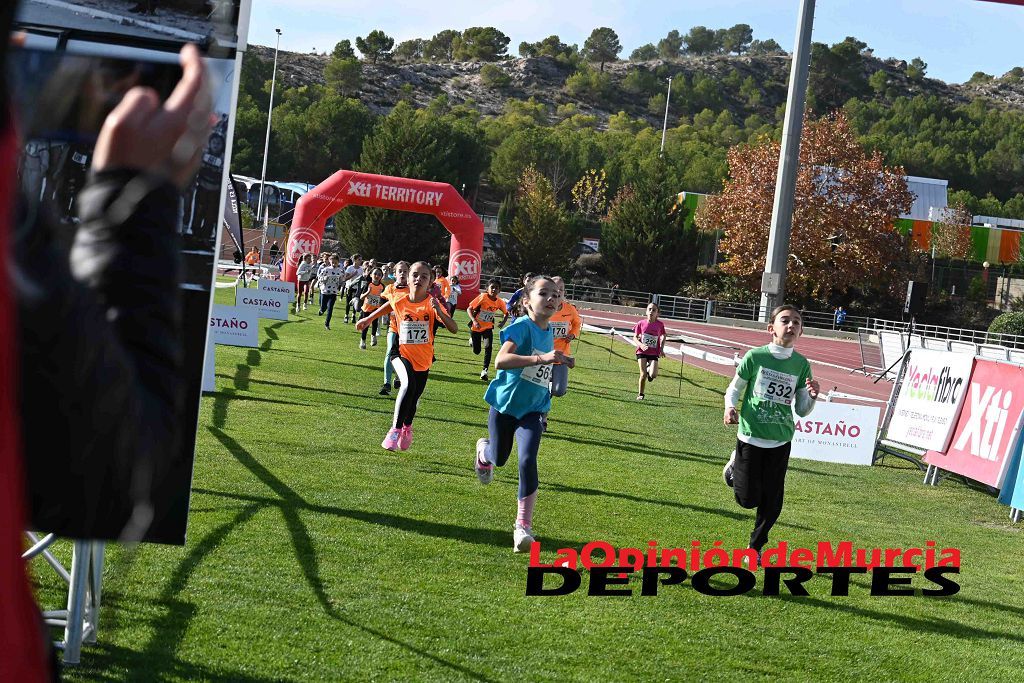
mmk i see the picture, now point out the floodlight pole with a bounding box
[257,28,282,266]
[660,77,673,155]
[760,0,816,320]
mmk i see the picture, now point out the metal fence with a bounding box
[868,318,1024,349]
[481,273,1024,347]
[707,300,871,331]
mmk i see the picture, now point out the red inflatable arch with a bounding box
[283,170,484,308]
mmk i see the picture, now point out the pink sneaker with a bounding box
[381,428,402,451]
[398,425,413,450]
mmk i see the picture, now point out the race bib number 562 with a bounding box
[753,368,798,405]
[400,321,429,344]
[519,363,553,387]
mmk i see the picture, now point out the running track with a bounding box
[576,308,895,405]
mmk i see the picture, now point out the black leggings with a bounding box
[390,356,429,429]
[733,440,791,551]
[360,310,379,340]
[471,329,494,370]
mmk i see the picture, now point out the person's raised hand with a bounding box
[92,44,214,189]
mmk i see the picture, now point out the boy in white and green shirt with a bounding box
[723,305,820,562]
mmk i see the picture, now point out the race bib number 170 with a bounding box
[400,321,429,344]
[752,368,798,405]
[550,322,569,339]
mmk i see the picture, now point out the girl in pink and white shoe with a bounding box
[473,275,574,552]
[357,262,457,451]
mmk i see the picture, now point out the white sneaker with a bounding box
[513,524,535,553]
[371,335,378,347]
[475,438,493,484]
[359,340,367,350]
[723,450,736,488]
[480,369,489,382]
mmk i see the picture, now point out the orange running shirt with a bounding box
[468,293,508,332]
[383,283,409,333]
[392,294,438,371]
[434,277,451,301]
[362,282,385,312]
[549,301,582,355]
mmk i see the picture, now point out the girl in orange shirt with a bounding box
[358,262,458,451]
[359,267,385,350]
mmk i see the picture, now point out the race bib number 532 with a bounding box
[753,368,798,405]
[519,363,553,387]
[400,321,429,344]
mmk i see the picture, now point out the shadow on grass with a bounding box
[202,429,500,681]
[204,391,313,410]
[763,592,1024,644]
[80,502,271,682]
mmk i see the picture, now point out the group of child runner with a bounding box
[291,254,818,559]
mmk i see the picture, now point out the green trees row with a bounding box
[327,24,782,70]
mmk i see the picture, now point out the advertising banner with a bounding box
[925,360,1024,488]
[236,288,290,321]
[885,349,974,451]
[210,304,259,347]
[998,434,1024,509]
[258,278,296,301]
[791,402,880,466]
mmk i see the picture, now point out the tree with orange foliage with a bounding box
[929,202,974,261]
[696,111,914,302]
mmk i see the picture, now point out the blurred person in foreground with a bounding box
[0,2,214,676]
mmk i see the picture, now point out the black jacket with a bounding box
[15,169,184,540]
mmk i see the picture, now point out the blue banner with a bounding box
[999,432,1024,509]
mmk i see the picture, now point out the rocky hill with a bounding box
[248,44,1024,128]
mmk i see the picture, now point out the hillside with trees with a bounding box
[230,24,1024,318]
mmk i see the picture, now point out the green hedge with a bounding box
[988,311,1024,344]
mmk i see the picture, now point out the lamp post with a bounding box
[257,28,282,265]
[659,76,672,155]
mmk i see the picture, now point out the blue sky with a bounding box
[248,0,1024,84]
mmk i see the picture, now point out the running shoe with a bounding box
[393,379,401,389]
[398,425,413,450]
[742,548,762,570]
[480,370,489,382]
[647,371,655,382]
[318,309,324,316]
[379,384,391,396]
[636,393,645,401]
[723,450,736,488]
[360,340,367,350]
[344,316,350,323]
[475,438,493,484]
[381,428,402,451]
[324,323,330,331]
[513,524,535,553]
[371,335,378,347]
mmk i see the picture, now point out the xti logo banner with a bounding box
[925,359,1024,488]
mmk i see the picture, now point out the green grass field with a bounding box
[32,283,1024,682]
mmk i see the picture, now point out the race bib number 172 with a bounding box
[400,321,429,344]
